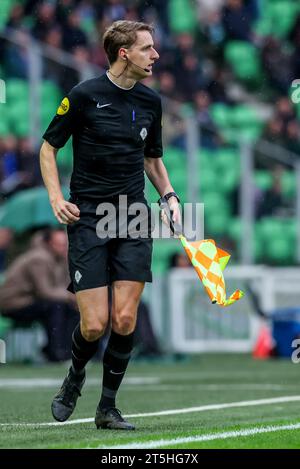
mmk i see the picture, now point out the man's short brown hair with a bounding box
[103,20,154,65]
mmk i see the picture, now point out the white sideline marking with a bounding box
[102,422,300,449]
[1,395,300,427]
[0,377,292,391]
[0,376,160,388]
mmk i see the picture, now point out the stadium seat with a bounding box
[266,1,300,38]
[281,171,296,199]
[202,191,231,217]
[205,212,229,237]
[199,167,218,195]
[168,0,197,33]
[214,148,239,172]
[0,114,9,137]
[40,81,62,103]
[265,235,295,264]
[254,170,273,191]
[210,103,232,128]
[152,238,182,274]
[231,105,261,128]
[6,79,29,101]
[224,41,262,84]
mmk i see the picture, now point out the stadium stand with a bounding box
[0,0,299,279]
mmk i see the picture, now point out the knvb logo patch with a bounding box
[0,339,6,364]
[0,79,6,104]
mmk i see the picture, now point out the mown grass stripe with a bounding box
[1,395,300,427]
[101,422,300,449]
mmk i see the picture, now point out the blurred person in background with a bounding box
[0,228,79,362]
[0,228,13,273]
[0,136,40,198]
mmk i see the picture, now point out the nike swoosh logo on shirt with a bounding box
[109,370,124,375]
[97,102,112,108]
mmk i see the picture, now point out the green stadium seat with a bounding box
[6,79,29,101]
[200,167,217,195]
[256,217,283,242]
[164,147,187,171]
[231,105,261,127]
[40,81,61,103]
[168,0,197,33]
[202,192,231,217]
[265,235,295,264]
[218,168,239,193]
[254,170,273,191]
[8,101,30,135]
[214,148,239,171]
[152,238,182,274]
[266,1,300,38]
[197,148,215,171]
[227,217,242,242]
[57,140,73,174]
[210,104,232,128]
[224,41,262,84]
[205,212,229,237]
[0,115,9,137]
[281,171,296,199]
[0,0,15,29]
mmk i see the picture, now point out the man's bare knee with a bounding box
[81,322,106,341]
[113,311,136,335]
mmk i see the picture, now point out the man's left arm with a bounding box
[144,157,181,224]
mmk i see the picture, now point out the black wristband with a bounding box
[157,192,180,206]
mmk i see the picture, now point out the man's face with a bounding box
[125,30,159,79]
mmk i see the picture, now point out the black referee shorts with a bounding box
[67,197,153,293]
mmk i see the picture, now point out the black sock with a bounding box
[71,323,99,374]
[99,330,134,410]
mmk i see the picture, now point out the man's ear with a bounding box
[119,48,127,60]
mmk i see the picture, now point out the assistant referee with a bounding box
[40,20,180,430]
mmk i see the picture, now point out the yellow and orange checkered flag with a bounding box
[179,236,244,307]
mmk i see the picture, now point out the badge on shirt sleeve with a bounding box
[57,97,70,115]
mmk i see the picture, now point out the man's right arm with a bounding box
[40,141,80,225]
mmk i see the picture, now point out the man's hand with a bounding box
[52,198,80,225]
[161,196,181,234]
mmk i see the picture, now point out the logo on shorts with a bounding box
[140,127,147,140]
[75,270,82,283]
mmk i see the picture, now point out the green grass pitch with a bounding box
[1,354,300,449]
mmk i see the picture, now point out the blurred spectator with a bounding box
[31,1,57,42]
[6,3,25,30]
[261,37,293,94]
[0,136,40,198]
[221,0,257,42]
[62,9,88,51]
[134,300,163,358]
[169,252,191,269]
[256,166,288,219]
[176,53,205,102]
[0,229,79,362]
[196,0,225,25]
[194,90,221,149]
[3,30,30,79]
[18,137,42,186]
[206,66,230,103]
[284,120,300,158]
[261,118,284,145]
[274,96,296,132]
[0,228,13,273]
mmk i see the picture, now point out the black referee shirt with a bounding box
[43,73,163,200]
